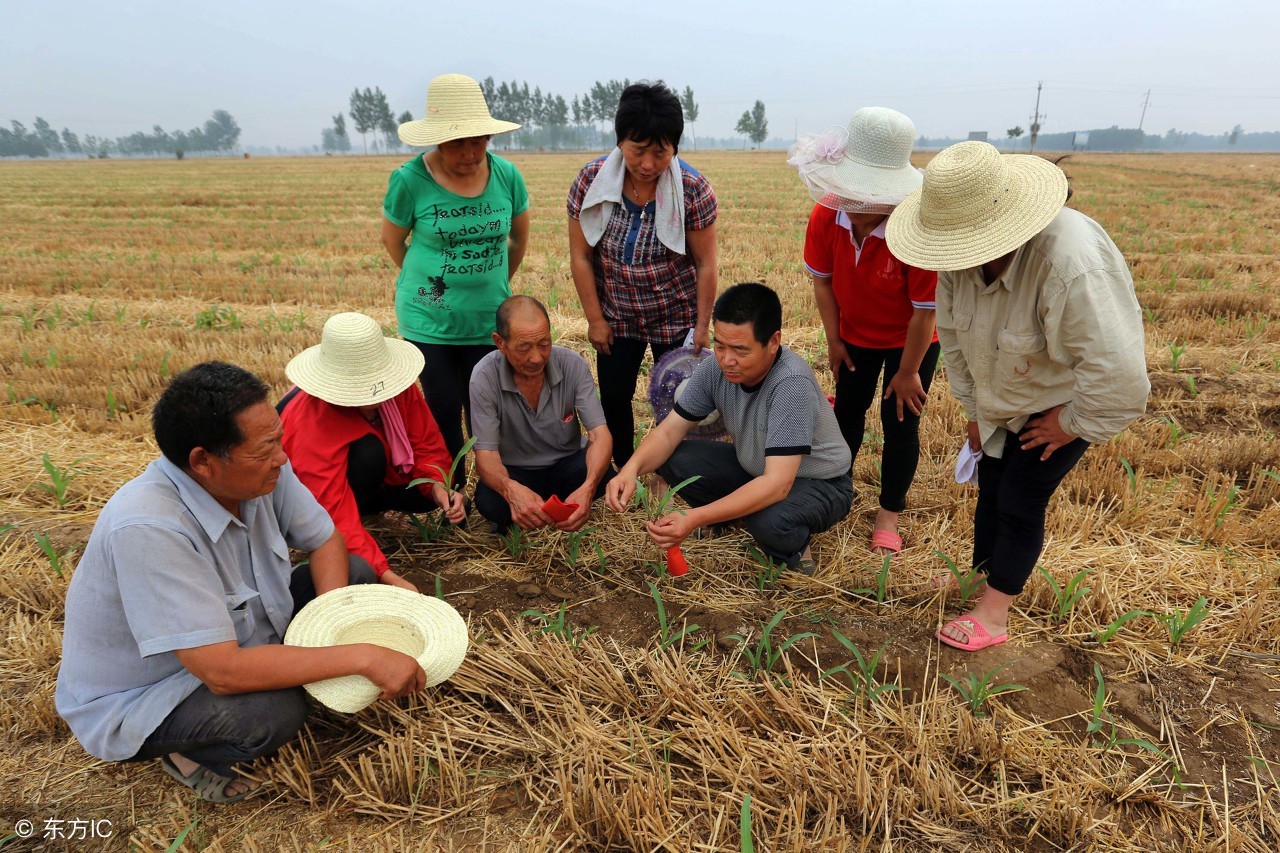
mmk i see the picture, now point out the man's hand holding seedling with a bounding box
[646,509,698,549]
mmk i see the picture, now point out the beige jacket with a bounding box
[936,207,1150,458]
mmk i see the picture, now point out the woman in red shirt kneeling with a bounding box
[280,313,468,592]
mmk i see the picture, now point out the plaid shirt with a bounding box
[567,157,717,343]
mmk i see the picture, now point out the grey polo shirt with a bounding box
[470,345,607,468]
[674,346,851,480]
[54,457,333,762]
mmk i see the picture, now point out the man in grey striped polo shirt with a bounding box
[605,283,853,574]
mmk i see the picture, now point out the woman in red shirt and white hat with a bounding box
[279,312,468,592]
[789,107,939,557]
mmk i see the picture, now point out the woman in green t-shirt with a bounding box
[381,74,531,486]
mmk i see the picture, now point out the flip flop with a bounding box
[936,617,1008,652]
[870,529,903,554]
[160,755,257,804]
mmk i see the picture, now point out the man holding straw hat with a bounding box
[56,363,426,803]
[886,141,1149,652]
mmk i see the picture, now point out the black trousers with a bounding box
[596,336,683,469]
[129,556,378,778]
[833,340,941,513]
[973,424,1089,595]
[346,434,438,516]
[406,340,496,489]
[474,448,608,529]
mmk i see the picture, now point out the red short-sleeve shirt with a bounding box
[803,204,938,350]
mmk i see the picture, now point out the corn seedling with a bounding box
[1086,663,1180,778]
[500,526,530,559]
[821,631,901,702]
[34,531,74,577]
[521,602,597,648]
[1093,609,1150,644]
[1037,564,1091,623]
[1203,482,1240,529]
[941,661,1028,717]
[1156,416,1189,449]
[406,512,451,544]
[408,435,477,495]
[935,550,987,605]
[1155,596,1209,647]
[633,475,701,576]
[1184,375,1198,397]
[1119,457,1139,498]
[727,610,817,682]
[852,554,892,603]
[564,527,596,571]
[434,573,445,601]
[646,581,705,650]
[1168,340,1187,372]
[739,794,754,853]
[194,304,242,331]
[105,386,121,418]
[745,546,784,590]
[33,452,91,508]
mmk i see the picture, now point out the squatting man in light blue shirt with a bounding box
[55,362,426,803]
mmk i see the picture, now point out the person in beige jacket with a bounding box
[887,141,1149,651]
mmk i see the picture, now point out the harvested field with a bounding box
[1,150,1278,851]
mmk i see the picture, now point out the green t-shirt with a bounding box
[383,152,530,344]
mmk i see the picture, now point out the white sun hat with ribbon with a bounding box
[284,585,469,713]
[397,73,521,148]
[285,312,423,408]
[886,140,1069,272]
[788,107,923,214]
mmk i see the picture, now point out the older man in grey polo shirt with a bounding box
[470,295,613,533]
[55,362,426,803]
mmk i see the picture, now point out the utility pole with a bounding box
[1028,80,1044,153]
[1137,88,1151,134]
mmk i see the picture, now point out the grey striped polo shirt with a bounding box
[674,346,851,480]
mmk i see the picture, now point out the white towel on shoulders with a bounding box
[578,147,686,255]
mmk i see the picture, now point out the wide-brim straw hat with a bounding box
[286,312,424,408]
[284,585,469,713]
[788,107,923,213]
[886,141,1069,271]
[397,73,521,147]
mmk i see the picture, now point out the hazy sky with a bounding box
[5,0,1277,149]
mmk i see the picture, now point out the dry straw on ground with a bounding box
[1,150,1277,850]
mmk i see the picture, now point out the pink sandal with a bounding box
[936,617,1008,652]
[870,529,903,554]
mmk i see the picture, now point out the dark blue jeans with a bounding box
[657,440,854,568]
[973,425,1089,595]
[128,556,378,777]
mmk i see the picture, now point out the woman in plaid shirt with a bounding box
[567,81,719,468]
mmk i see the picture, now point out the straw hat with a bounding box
[285,312,424,408]
[397,74,521,147]
[885,141,1069,272]
[284,585,469,713]
[788,107,922,213]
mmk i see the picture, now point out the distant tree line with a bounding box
[322,79,706,153]
[0,111,241,158]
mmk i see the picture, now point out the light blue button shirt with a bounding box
[55,457,334,762]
